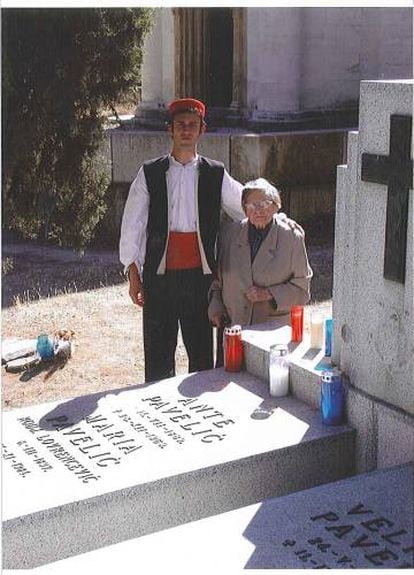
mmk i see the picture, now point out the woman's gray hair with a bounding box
[242,178,282,209]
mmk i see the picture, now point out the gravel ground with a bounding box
[2,239,333,410]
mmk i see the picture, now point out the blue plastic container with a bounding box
[320,368,345,425]
[36,333,54,360]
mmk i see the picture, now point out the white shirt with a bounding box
[119,154,245,275]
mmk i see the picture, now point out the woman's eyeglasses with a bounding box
[244,199,274,210]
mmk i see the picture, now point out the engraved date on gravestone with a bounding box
[3,392,237,484]
[2,443,32,478]
[138,394,236,444]
[282,502,414,569]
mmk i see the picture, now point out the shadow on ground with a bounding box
[2,229,333,308]
[2,239,125,308]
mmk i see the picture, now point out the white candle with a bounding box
[269,364,289,397]
[310,313,324,348]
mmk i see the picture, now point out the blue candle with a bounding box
[325,318,333,357]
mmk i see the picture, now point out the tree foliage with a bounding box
[2,8,154,249]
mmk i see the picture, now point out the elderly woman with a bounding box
[208,178,313,329]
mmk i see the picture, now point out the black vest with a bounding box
[142,155,224,278]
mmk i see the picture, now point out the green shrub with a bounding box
[2,8,154,250]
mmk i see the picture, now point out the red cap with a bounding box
[168,98,206,120]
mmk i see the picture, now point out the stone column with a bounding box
[174,8,208,100]
[136,8,174,118]
[230,8,247,112]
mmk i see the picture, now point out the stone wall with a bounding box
[102,128,346,244]
[238,7,413,120]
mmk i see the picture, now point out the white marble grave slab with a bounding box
[2,368,355,568]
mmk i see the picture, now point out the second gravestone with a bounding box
[3,369,354,568]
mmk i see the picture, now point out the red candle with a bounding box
[224,325,244,372]
[290,305,304,343]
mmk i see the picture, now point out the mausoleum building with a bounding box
[135,7,413,130]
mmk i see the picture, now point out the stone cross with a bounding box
[361,114,413,283]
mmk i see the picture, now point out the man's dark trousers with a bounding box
[143,268,213,382]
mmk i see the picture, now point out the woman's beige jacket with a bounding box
[208,216,313,326]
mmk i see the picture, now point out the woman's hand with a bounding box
[245,286,273,303]
[210,314,223,327]
[210,312,231,327]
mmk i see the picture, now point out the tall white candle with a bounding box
[310,313,324,348]
[269,364,289,397]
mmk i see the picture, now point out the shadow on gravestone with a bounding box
[242,463,414,569]
[177,368,327,441]
[37,369,265,429]
[37,368,271,430]
[176,367,287,402]
[177,369,233,398]
[3,366,356,569]
[38,381,157,429]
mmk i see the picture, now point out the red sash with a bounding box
[166,232,202,270]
